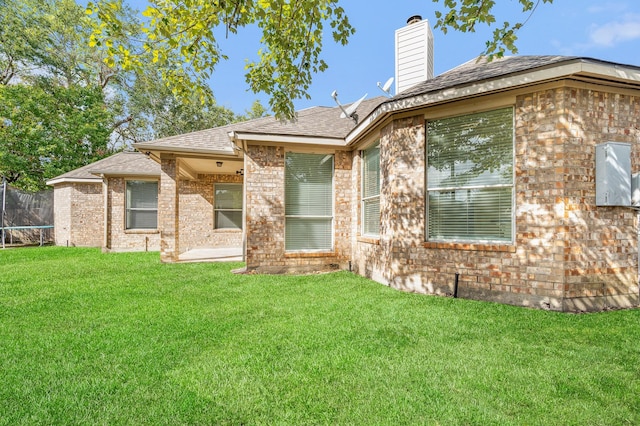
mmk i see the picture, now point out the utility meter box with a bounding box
[632,173,640,206]
[595,142,631,206]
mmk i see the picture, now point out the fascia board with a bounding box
[346,61,640,145]
[133,143,237,157]
[230,131,346,147]
[46,177,101,186]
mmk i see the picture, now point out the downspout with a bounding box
[102,176,108,251]
[637,211,640,299]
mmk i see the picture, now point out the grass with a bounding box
[1,247,639,425]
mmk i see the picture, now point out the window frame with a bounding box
[213,183,243,230]
[284,152,335,252]
[425,107,515,244]
[361,141,381,237]
[125,179,158,230]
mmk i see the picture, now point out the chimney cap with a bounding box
[406,15,422,25]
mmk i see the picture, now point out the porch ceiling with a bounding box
[179,157,244,177]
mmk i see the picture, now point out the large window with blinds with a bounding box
[214,183,243,229]
[125,180,158,230]
[285,152,334,251]
[426,107,513,242]
[362,142,380,236]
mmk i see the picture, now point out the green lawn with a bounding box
[1,247,639,425]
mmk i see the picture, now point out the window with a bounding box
[285,152,334,251]
[362,142,380,236]
[126,180,158,230]
[214,183,243,229]
[426,107,513,242]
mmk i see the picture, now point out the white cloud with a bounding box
[589,14,640,46]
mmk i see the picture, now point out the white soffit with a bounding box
[229,131,347,147]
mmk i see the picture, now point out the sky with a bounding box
[128,0,640,115]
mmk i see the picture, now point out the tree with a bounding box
[0,82,112,191]
[124,67,239,140]
[433,0,554,59]
[0,0,241,189]
[242,100,270,121]
[88,0,552,120]
[88,0,355,121]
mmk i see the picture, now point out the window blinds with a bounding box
[285,153,333,251]
[362,143,380,236]
[126,180,158,229]
[427,108,513,242]
[215,183,243,229]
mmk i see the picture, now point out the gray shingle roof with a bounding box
[233,97,385,138]
[134,97,386,154]
[133,56,640,157]
[390,55,631,101]
[47,151,160,184]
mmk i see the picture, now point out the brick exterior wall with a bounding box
[179,174,243,251]
[104,177,161,252]
[159,156,179,262]
[53,182,103,247]
[244,145,352,273]
[53,184,72,246]
[351,84,640,312]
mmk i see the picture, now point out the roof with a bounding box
[46,151,160,186]
[392,55,578,100]
[347,55,640,144]
[134,97,386,154]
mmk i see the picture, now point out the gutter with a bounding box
[46,177,102,186]
[228,131,347,147]
[346,60,640,146]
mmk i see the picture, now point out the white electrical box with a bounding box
[632,173,640,206]
[595,142,631,206]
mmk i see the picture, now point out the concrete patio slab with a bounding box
[178,247,243,263]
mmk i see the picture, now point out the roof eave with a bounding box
[346,59,640,145]
[229,131,347,147]
[89,171,161,178]
[133,142,237,157]
[46,177,101,186]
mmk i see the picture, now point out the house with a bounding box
[46,151,161,250]
[49,17,640,312]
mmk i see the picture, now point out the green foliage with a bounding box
[0,0,240,189]
[0,82,112,191]
[432,0,554,59]
[1,247,640,424]
[122,68,239,140]
[241,99,270,121]
[88,0,355,120]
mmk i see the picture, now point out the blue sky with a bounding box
[129,0,640,115]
